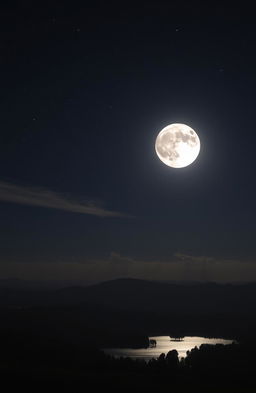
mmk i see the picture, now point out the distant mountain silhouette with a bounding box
[0,278,90,289]
[1,278,256,315]
[1,278,256,345]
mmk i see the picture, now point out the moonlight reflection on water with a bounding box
[104,336,234,361]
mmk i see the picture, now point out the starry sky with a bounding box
[1,1,256,283]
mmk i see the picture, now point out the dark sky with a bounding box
[1,1,256,283]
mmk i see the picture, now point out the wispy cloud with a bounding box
[174,253,215,263]
[1,251,256,283]
[0,181,127,218]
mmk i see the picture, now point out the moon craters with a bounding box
[155,123,200,168]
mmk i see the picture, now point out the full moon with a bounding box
[155,123,200,168]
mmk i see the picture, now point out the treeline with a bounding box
[1,338,256,392]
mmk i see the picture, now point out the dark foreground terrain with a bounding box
[1,279,256,392]
[2,337,256,392]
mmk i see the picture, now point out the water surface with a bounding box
[104,336,233,361]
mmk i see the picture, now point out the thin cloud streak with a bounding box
[0,181,126,218]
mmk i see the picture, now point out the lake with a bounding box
[104,336,234,360]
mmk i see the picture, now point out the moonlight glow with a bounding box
[155,123,200,168]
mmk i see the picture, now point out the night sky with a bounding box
[1,1,256,283]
